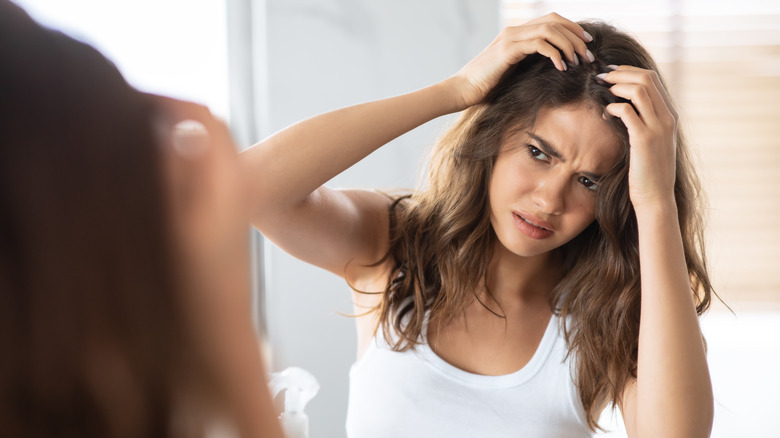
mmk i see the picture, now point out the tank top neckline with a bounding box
[415,313,559,388]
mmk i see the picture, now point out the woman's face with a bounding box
[488,103,621,260]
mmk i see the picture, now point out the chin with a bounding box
[495,235,558,259]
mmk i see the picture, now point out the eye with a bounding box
[578,176,598,191]
[526,145,550,162]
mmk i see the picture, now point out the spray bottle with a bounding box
[269,367,319,438]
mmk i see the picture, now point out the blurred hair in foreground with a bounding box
[0,1,252,436]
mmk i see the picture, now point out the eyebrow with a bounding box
[526,132,603,181]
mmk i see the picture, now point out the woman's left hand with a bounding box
[599,65,678,212]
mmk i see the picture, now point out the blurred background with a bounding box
[14,0,779,436]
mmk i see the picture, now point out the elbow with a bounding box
[632,390,714,438]
[698,388,715,438]
[696,368,715,437]
[674,388,715,438]
[685,356,715,437]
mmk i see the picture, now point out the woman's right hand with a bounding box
[449,13,594,110]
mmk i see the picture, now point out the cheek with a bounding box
[489,158,535,202]
[563,192,597,231]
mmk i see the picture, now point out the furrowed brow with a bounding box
[527,132,604,181]
[527,133,564,161]
[582,171,603,182]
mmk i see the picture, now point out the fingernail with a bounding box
[586,50,595,63]
[573,54,580,66]
[583,31,594,42]
[607,64,619,71]
[596,73,609,80]
[562,61,567,71]
[172,120,210,158]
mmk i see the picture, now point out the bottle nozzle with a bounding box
[269,366,320,415]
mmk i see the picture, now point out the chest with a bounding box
[347,312,592,438]
[427,306,553,376]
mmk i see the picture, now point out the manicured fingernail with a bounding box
[608,64,619,70]
[172,120,210,158]
[583,31,594,42]
[596,73,609,80]
[586,50,595,63]
[562,60,567,71]
[573,54,580,66]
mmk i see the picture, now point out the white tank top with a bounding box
[346,314,593,437]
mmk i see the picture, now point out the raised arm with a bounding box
[242,83,462,275]
[601,66,714,437]
[242,13,595,279]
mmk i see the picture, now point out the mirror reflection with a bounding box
[5,1,779,437]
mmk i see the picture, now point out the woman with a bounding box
[244,13,714,437]
[0,2,283,437]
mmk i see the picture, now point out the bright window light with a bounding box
[13,0,230,119]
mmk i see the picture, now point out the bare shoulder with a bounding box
[334,187,397,265]
[337,187,395,226]
[337,187,400,292]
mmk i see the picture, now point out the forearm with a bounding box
[241,79,461,217]
[633,200,713,437]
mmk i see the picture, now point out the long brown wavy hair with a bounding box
[0,2,225,436]
[371,21,713,430]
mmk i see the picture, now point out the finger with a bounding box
[605,102,645,141]
[554,24,594,65]
[528,12,592,44]
[605,83,659,126]
[150,95,233,143]
[602,66,677,120]
[518,38,568,71]
[597,69,670,125]
[493,29,567,71]
[524,23,579,66]
[511,22,591,66]
[499,24,570,68]
[602,70,676,128]
[147,94,236,160]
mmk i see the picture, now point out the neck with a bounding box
[483,243,563,308]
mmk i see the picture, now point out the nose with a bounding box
[531,174,566,215]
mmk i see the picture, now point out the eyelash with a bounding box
[578,176,598,191]
[524,144,599,191]
[525,144,550,162]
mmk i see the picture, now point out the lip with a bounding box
[512,211,555,240]
[514,210,555,232]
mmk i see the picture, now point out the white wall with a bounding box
[260,1,499,436]
[596,311,780,437]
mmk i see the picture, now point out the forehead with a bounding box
[507,103,622,172]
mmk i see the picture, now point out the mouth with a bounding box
[518,215,550,231]
[512,211,555,240]
[514,211,555,231]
